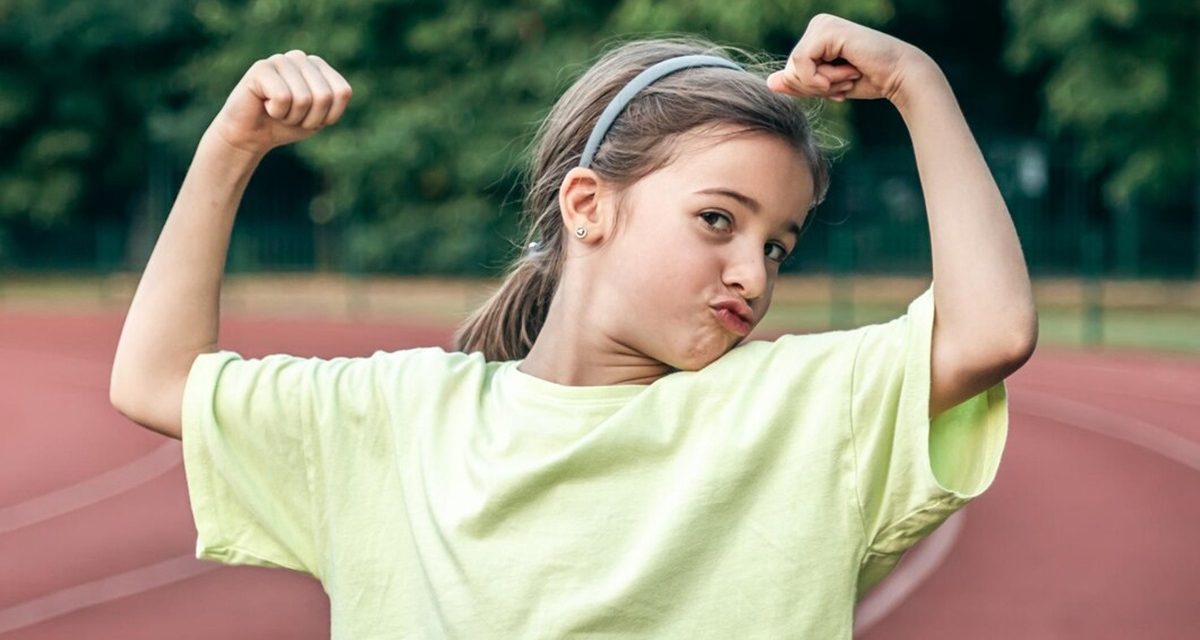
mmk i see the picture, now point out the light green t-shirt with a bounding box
[181,283,1008,639]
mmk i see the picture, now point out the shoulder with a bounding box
[355,346,493,379]
[717,326,872,370]
[217,346,493,388]
[687,327,870,398]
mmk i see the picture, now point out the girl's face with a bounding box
[584,125,816,372]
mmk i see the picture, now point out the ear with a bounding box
[558,167,612,244]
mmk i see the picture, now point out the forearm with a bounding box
[893,57,1038,358]
[110,126,264,405]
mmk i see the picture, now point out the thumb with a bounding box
[766,71,785,91]
[766,70,803,97]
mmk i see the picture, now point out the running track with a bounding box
[1,309,1197,639]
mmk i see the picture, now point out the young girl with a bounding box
[111,13,1035,639]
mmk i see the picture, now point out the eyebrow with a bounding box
[694,187,802,239]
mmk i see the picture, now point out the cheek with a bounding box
[637,253,710,311]
[618,241,693,288]
[610,223,716,316]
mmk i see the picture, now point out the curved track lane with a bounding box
[1,313,1196,639]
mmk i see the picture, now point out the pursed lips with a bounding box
[711,299,753,324]
[710,304,753,337]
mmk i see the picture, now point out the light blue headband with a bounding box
[526,54,744,255]
[578,54,744,168]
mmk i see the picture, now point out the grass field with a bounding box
[2,272,1197,354]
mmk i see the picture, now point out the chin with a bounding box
[670,342,732,371]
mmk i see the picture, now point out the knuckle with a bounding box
[336,86,353,101]
[285,48,307,58]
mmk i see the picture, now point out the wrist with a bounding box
[200,123,270,166]
[888,50,949,116]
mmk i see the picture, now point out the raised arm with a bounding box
[110,50,352,439]
[767,14,1038,418]
[888,56,1037,414]
[108,129,259,439]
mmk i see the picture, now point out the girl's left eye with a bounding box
[765,243,789,262]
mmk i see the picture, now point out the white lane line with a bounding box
[1020,381,1200,409]
[1025,357,1200,397]
[0,442,181,535]
[0,344,182,536]
[853,509,965,635]
[852,386,1200,636]
[1018,388,1200,472]
[0,553,216,634]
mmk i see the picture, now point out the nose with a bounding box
[721,243,767,303]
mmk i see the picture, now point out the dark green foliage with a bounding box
[0,0,203,229]
[0,0,1193,275]
[148,0,891,274]
[1005,0,1197,208]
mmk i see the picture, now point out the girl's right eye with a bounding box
[699,210,732,231]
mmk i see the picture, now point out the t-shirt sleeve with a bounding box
[848,282,1009,600]
[181,349,381,579]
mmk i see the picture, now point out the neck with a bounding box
[518,277,673,387]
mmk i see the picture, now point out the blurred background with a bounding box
[0,0,1196,347]
[2,3,1198,639]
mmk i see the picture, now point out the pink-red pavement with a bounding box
[1,311,1196,639]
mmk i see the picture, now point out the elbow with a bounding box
[1016,309,1039,358]
[109,378,148,431]
[975,315,1038,373]
[109,368,136,417]
[109,358,147,417]
[109,368,184,441]
[1003,313,1039,370]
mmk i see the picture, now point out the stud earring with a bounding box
[575,226,588,238]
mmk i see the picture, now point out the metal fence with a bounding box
[1,137,1197,282]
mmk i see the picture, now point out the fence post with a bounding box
[1194,148,1200,278]
[96,219,124,307]
[1114,197,1140,278]
[1081,222,1104,346]
[341,221,369,319]
[829,224,855,329]
[828,163,865,329]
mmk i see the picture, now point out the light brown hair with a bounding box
[453,35,835,361]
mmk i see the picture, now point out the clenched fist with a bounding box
[211,50,353,156]
[766,14,935,105]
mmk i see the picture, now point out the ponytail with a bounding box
[452,241,561,361]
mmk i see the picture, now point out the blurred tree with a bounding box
[10,0,1188,276]
[0,0,203,238]
[854,0,1044,147]
[1005,0,1197,209]
[158,0,893,274]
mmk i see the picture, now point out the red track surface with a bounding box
[1,310,1197,639]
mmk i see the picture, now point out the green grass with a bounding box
[1038,307,1200,352]
[758,302,1200,354]
[3,273,1197,355]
